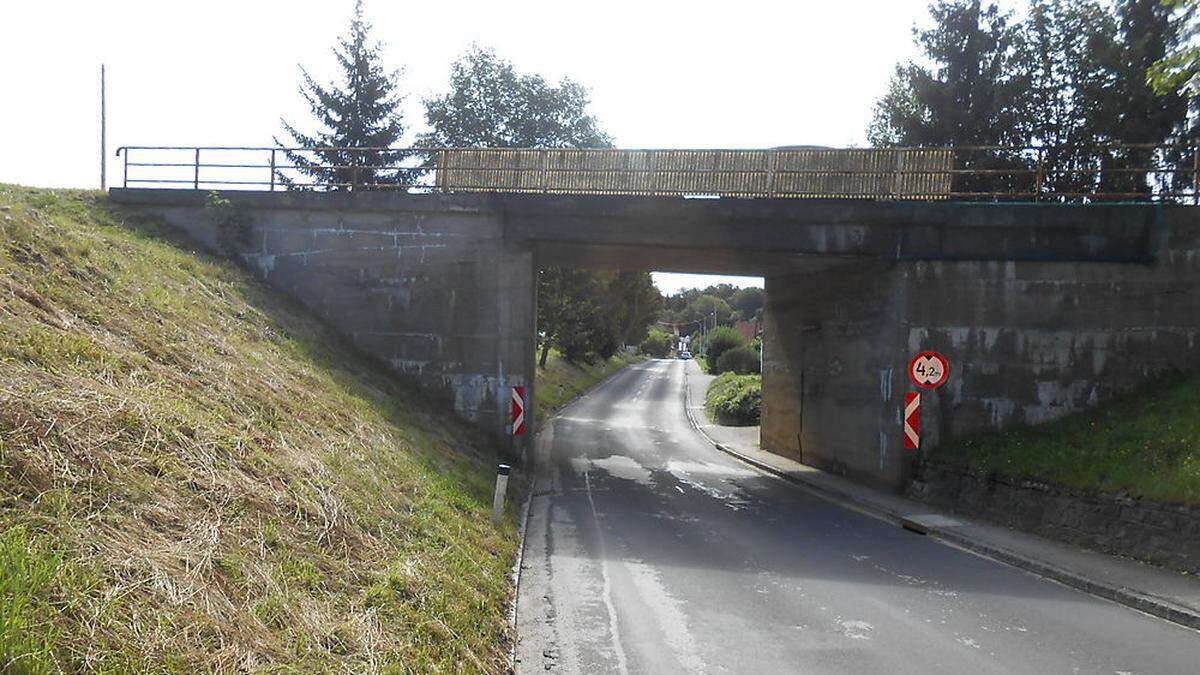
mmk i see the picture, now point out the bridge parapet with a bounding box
[116,144,1197,202]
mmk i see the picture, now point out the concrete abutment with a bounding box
[763,205,1200,490]
[112,189,538,464]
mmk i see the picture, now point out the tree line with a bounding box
[869,0,1198,199]
[277,1,661,365]
[641,284,763,375]
[658,284,763,329]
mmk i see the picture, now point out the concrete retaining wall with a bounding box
[761,262,912,488]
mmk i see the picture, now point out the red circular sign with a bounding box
[909,351,950,389]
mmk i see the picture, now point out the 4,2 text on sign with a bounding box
[909,351,950,390]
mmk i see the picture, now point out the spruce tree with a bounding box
[867,1,1029,149]
[867,1,1031,195]
[276,0,408,190]
[1094,0,1195,196]
[870,0,1197,200]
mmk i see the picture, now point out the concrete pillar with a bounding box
[762,263,912,491]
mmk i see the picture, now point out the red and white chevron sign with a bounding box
[511,386,526,436]
[904,392,921,450]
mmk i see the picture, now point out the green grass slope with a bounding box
[0,185,517,673]
[932,372,1200,504]
[534,349,643,422]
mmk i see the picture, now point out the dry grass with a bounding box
[533,349,643,422]
[0,185,517,673]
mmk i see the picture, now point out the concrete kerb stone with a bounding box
[680,366,1200,632]
[507,455,535,672]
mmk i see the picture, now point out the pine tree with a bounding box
[276,0,408,190]
[870,0,1197,200]
[1019,0,1116,195]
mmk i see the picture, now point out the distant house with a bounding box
[733,321,760,342]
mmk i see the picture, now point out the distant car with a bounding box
[679,351,692,360]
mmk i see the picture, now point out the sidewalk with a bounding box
[681,359,1200,631]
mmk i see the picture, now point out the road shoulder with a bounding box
[680,359,1200,632]
[513,358,649,673]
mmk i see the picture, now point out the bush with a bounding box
[715,345,760,374]
[205,191,253,255]
[705,373,762,426]
[639,328,673,358]
[703,326,745,372]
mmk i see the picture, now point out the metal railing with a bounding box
[114,144,1199,202]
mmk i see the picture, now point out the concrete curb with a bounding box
[680,367,1200,632]
[506,470,534,672]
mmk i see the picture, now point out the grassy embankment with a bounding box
[0,185,518,672]
[534,350,643,421]
[932,372,1200,504]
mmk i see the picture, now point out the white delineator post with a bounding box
[492,463,511,525]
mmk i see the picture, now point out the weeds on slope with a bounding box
[932,371,1200,504]
[0,185,517,672]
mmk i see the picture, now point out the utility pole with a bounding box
[100,64,107,191]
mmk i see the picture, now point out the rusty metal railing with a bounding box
[114,144,1199,202]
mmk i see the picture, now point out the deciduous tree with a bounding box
[423,47,659,364]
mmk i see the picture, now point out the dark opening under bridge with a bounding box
[111,144,1200,490]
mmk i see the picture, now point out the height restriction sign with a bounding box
[909,351,950,389]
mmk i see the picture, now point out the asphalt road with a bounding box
[515,359,1200,674]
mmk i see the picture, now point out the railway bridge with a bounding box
[110,145,1200,489]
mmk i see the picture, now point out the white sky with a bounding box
[0,0,1013,295]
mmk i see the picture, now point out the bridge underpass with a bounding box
[106,144,1200,669]
[109,185,1199,490]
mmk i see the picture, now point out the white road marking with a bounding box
[584,470,630,675]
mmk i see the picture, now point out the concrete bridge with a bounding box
[110,180,1200,490]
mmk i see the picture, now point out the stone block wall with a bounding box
[911,462,1200,574]
[762,262,913,489]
